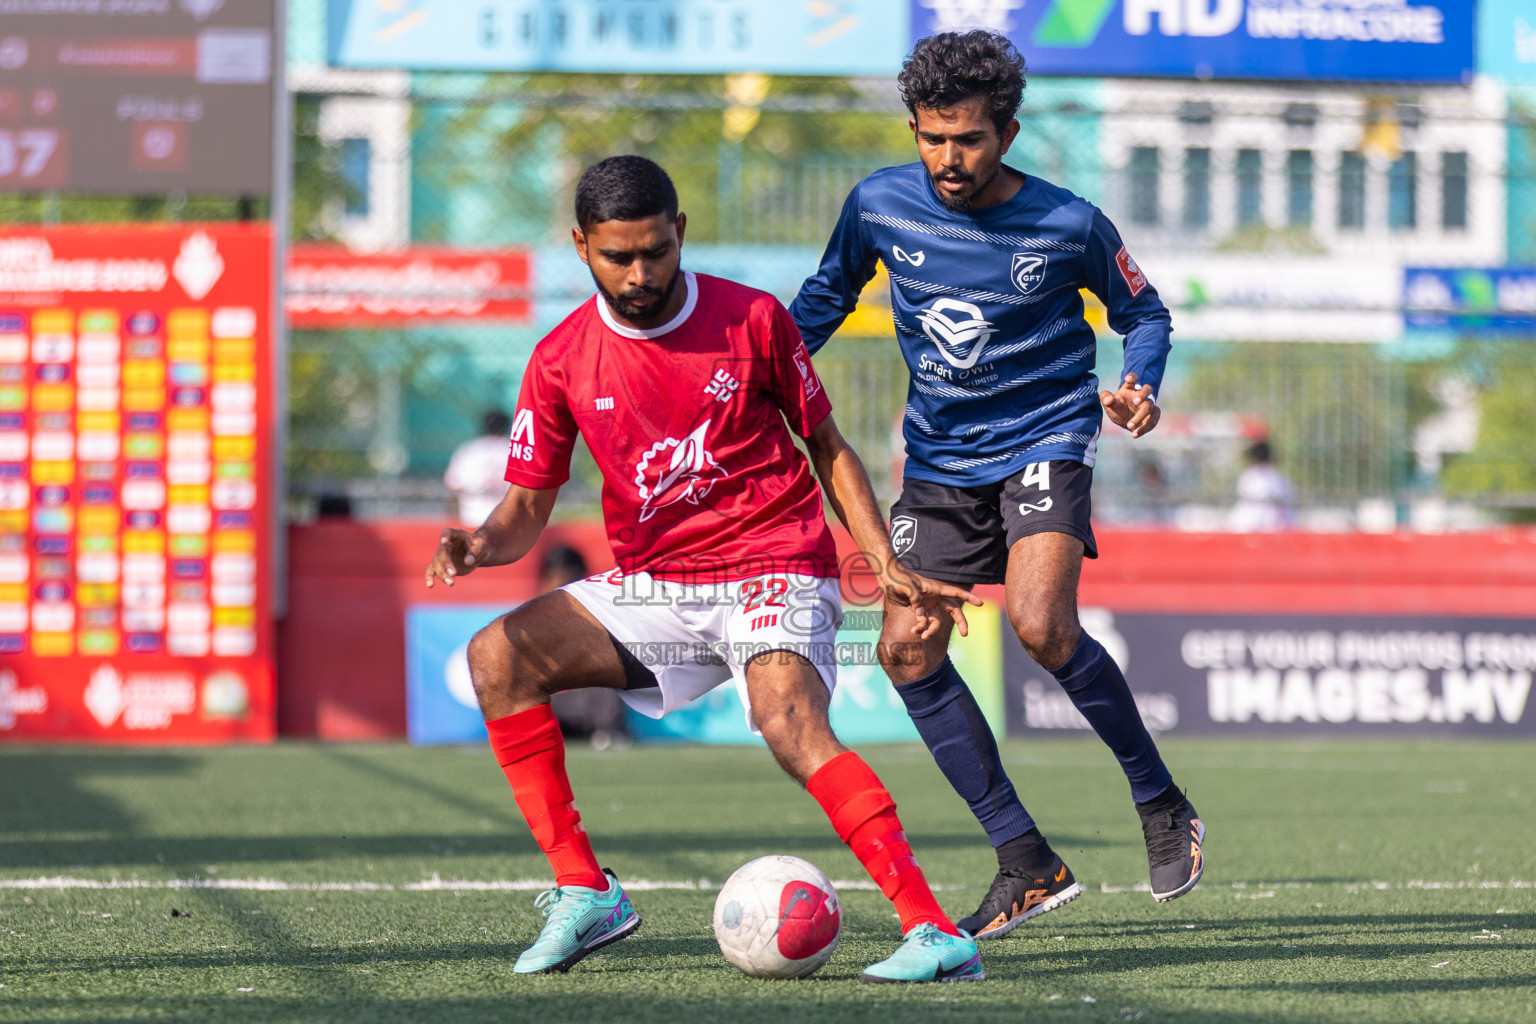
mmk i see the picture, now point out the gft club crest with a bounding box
[1011,252,1048,295]
[634,420,727,522]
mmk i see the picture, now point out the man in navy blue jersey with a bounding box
[791,30,1205,940]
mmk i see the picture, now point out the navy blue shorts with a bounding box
[887,460,1097,585]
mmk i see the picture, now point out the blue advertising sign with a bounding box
[406,604,506,745]
[405,601,1006,746]
[627,603,1006,746]
[1403,267,1536,332]
[329,0,907,74]
[910,0,1473,82]
[1478,0,1536,81]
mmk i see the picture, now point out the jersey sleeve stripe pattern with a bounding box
[887,271,1050,308]
[860,211,1088,253]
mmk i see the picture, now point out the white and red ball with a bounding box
[712,855,841,979]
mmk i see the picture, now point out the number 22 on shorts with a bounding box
[741,577,789,612]
[1018,461,1053,516]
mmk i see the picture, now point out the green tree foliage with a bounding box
[1441,342,1536,515]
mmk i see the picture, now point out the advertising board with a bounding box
[1404,266,1536,333]
[0,0,275,194]
[0,223,275,743]
[286,246,532,327]
[404,601,1006,746]
[328,0,905,74]
[912,0,1473,82]
[1477,0,1536,82]
[1005,610,1536,737]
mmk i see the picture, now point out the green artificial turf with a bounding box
[1,738,1533,1023]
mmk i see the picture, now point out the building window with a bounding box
[340,137,371,217]
[1236,148,1263,228]
[1183,147,1210,229]
[1338,151,1366,230]
[1388,151,1417,231]
[1129,147,1160,225]
[1441,151,1468,230]
[1286,150,1313,228]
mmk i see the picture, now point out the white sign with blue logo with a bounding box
[329,0,907,74]
[911,0,1473,82]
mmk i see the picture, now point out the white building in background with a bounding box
[286,66,413,252]
[1096,77,1508,343]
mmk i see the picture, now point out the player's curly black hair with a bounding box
[898,31,1027,133]
[575,155,679,229]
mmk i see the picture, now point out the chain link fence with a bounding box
[7,71,1534,527]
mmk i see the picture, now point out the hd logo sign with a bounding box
[913,0,1474,83]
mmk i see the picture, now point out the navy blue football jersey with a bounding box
[790,162,1173,487]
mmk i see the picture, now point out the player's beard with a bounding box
[594,266,682,322]
[931,161,1000,213]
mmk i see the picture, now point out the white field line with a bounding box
[0,875,880,893]
[2,875,1534,894]
[1099,879,1536,894]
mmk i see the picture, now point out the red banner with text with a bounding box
[0,223,275,743]
[285,246,531,326]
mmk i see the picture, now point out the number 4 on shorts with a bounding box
[1020,462,1051,491]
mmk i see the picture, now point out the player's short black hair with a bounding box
[899,31,1027,133]
[1247,440,1273,464]
[574,156,679,230]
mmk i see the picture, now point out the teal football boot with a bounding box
[860,922,984,983]
[513,869,641,974]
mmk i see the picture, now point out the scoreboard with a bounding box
[0,0,274,194]
[0,223,274,742]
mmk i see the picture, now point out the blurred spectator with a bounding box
[1136,458,1173,526]
[315,492,353,519]
[542,544,630,749]
[1228,440,1295,532]
[444,410,512,528]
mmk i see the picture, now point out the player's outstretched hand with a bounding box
[1100,372,1160,438]
[425,528,486,589]
[881,563,983,641]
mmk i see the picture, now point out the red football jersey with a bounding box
[504,271,838,582]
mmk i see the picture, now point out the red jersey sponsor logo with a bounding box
[792,340,822,400]
[1116,246,1148,297]
[508,408,536,463]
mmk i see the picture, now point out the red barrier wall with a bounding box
[278,522,1536,739]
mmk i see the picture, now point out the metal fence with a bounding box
[7,72,1536,527]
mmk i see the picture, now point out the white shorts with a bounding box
[561,569,843,733]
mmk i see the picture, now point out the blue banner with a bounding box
[910,0,1472,82]
[1478,0,1536,81]
[406,604,506,745]
[329,0,907,74]
[1404,267,1536,332]
[405,601,1007,746]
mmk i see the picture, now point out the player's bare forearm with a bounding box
[472,485,558,567]
[424,484,557,588]
[805,416,895,566]
[804,417,979,639]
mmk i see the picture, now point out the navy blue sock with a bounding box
[895,658,1035,847]
[1050,632,1173,803]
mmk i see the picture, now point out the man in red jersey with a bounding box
[424,156,986,983]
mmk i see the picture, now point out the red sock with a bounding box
[806,751,958,936]
[486,705,607,891]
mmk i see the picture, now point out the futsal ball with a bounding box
[713,855,841,979]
